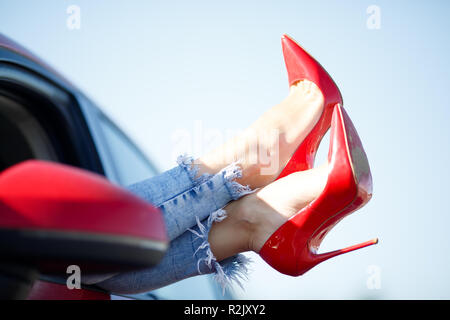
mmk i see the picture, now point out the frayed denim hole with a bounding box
[187,209,251,294]
[177,154,212,186]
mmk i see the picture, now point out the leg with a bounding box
[94,218,250,294]
[126,155,210,207]
[151,161,252,241]
[196,80,325,189]
[89,84,326,291]
[209,164,328,261]
[83,159,254,286]
[95,165,327,294]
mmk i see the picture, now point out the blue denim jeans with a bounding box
[83,155,254,294]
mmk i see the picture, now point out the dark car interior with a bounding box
[0,63,105,173]
[0,93,58,172]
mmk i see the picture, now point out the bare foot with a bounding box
[197,80,324,189]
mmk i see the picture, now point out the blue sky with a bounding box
[1,0,450,299]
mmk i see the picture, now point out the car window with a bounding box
[98,116,157,185]
[0,94,57,171]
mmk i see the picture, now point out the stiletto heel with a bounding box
[312,238,379,265]
[277,34,343,179]
[259,105,376,276]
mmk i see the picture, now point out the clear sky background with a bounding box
[1,0,449,299]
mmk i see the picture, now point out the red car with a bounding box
[0,34,228,300]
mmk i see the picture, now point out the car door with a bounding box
[0,33,230,300]
[0,34,164,299]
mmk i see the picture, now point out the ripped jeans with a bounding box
[82,156,254,294]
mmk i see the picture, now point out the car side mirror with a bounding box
[0,160,167,299]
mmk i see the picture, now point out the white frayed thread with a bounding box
[188,209,251,294]
[177,154,211,185]
[213,253,252,294]
[221,160,254,200]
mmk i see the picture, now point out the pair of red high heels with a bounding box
[258,34,378,276]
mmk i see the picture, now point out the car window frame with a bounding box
[76,96,159,186]
[0,59,104,174]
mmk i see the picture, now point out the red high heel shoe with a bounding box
[259,104,377,276]
[277,34,343,179]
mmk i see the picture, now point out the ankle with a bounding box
[208,196,257,261]
[238,192,287,254]
[229,195,260,253]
